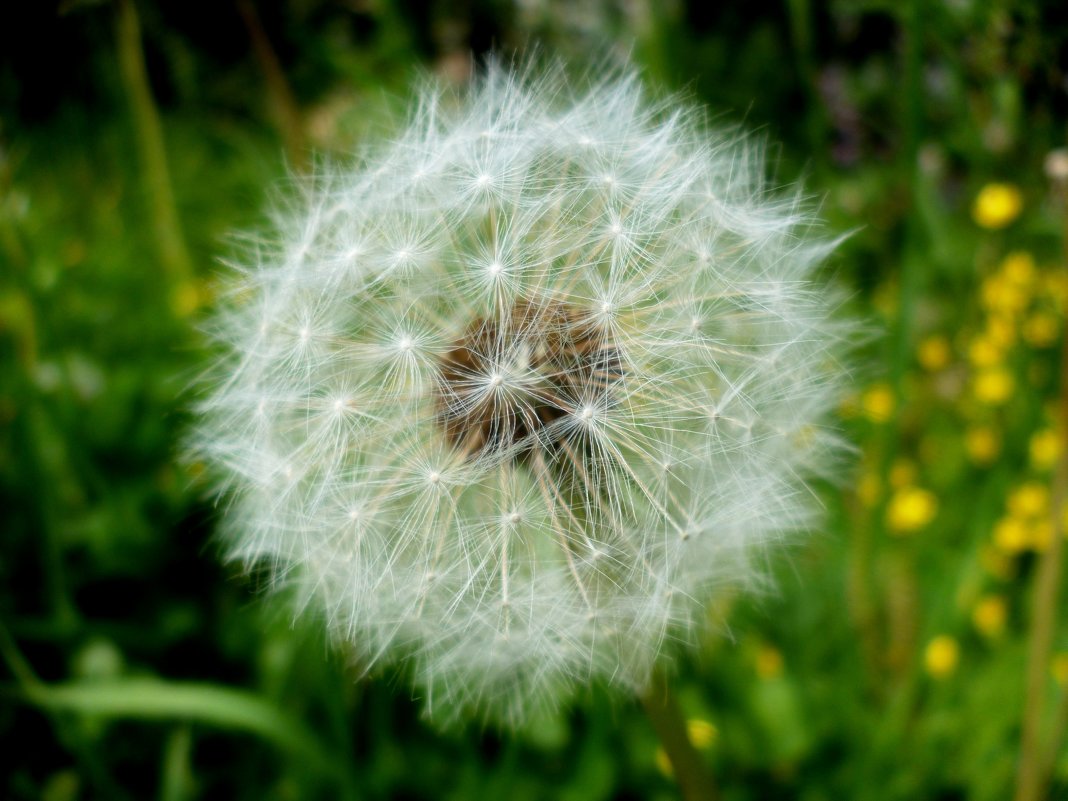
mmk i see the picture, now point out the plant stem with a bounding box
[114,0,192,284]
[1013,197,1068,801]
[236,0,307,172]
[640,671,717,801]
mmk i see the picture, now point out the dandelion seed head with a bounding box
[193,61,855,727]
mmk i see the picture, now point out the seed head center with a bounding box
[436,300,622,460]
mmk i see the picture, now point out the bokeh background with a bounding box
[3,1,1068,799]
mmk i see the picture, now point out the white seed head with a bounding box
[193,62,855,727]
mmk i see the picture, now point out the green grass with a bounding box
[2,2,1067,799]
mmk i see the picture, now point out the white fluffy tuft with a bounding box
[193,62,855,727]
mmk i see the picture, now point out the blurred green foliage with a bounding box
[2,1,1068,799]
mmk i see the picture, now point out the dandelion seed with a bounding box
[193,62,855,726]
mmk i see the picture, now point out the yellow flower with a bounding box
[887,487,938,534]
[1053,653,1068,686]
[972,595,1007,638]
[857,471,882,508]
[993,516,1030,553]
[1031,520,1053,551]
[985,315,1017,349]
[171,281,205,318]
[981,276,1028,316]
[924,636,959,679]
[755,644,784,679]
[973,368,1015,404]
[917,335,951,371]
[1043,272,1068,312]
[1001,252,1037,287]
[861,384,895,424]
[967,335,1003,368]
[1029,428,1061,472]
[980,545,1016,580]
[654,719,717,777]
[687,719,718,749]
[1022,312,1060,348]
[655,748,672,777]
[1008,482,1050,519]
[889,459,917,489]
[965,426,1001,465]
[973,183,1023,229]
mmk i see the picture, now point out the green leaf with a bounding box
[19,678,338,777]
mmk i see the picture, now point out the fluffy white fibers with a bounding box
[193,62,856,726]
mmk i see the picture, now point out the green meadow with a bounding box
[3,2,1067,799]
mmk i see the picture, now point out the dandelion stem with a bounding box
[640,671,717,801]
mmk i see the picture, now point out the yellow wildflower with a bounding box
[857,471,882,508]
[924,636,960,679]
[889,460,917,489]
[655,719,717,777]
[973,368,1015,404]
[985,315,1017,349]
[687,720,718,749]
[972,595,1007,638]
[967,335,1003,368]
[981,276,1028,316]
[980,545,1016,580]
[861,384,895,424]
[1022,312,1060,348]
[965,426,1000,465]
[1008,482,1050,519]
[755,645,784,679]
[1001,252,1037,287]
[887,487,938,534]
[1031,520,1053,551]
[1053,653,1068,686]
[917,335,951,371]
[972,182,1022,229]
[655,748,672,777]
[1029,428,1061,472]
[993,516,1030,553]
[171,281,204,318]
[1043,272,1068,312]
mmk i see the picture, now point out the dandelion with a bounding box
[1001,252,1037,287]
[965,425,1000,465]
[754,644,784,679]
[973,367,1015,405]
[917,335,951,371]
[993,516,1031,554]
[972,594,1007,639]
[924,635,959,679]
[1029,428,1061,472]
[1053,653,1068,686]
[1008,482,1050,519]
[861,384,895,424]
[886,486,937,534]
[856,470,882,508]
[1022,312,1059,348]
[967,335,1003,368]
[193,63,853,729]
[654,719,717,777]
[888,459,917,489]
[972,182,1022,229]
